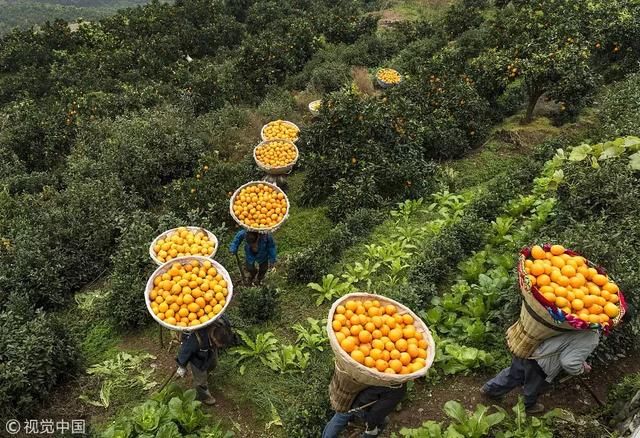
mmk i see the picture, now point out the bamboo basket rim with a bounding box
[144,256,233,332]
[327,292,436,385]
[149,226,218,265]
[253,140,299,174]
[228,180,290,233]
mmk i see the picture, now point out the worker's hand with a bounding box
[582,362,592,374]
[176,366,188,378]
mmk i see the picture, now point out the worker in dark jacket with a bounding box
[229,230,276,285]
[323,384,406,438]
[175,316,236,405]
[481,330,600,413]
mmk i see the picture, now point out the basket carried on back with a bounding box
[327,292,436,387]
[144,256,233,333]
[329,361,368,412]
[507,244,627,358]
[253,140,299,175]
[149,226,218,265]
[229,181,290,233]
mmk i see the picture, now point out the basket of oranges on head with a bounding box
[145,256,233,331]
[376,68,402,88]
[253,140,299,175]
[261,120,300,143]
[327,293,436,405]
[229,181,290,233]
[507,244,626,358]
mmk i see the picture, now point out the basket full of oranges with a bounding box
[376,68,402,88]
[145,256,233,332]
[327,293,436,387]
[149,227,218,265]
[253,140,299,175]
[261,120,300,142]
[507,244,626,358]
[229,181,290,233]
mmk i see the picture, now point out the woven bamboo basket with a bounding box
[327,292,436,387]
[229,181,290,234]
[329,361,368,412]
[260,120,300,142]
[507,244,627,358]
[144,256,233,333]
[253,140,299,175]
[149,226,218,265]
[308,100,322,116]
[376,69,402,89]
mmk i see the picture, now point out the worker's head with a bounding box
[246,231,259,245]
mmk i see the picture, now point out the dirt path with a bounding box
[379,350,640,435]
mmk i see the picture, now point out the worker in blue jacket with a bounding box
[229,230,277,285]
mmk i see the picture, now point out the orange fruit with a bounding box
[385,305,397,315]
[588,304,603,315]
[389,359,403,373]
[351,350,365,364]
[543,292,556,303]
[385,341,396,352]
[402,314,414,325]
[609,294,620,304]
[370,348,383,360]
[588,314,600,324]
[592,274,607,286]
[550,245,565,255]
[341,337,357,353]
[594,296,607,307]
[364,356,375,368]
[389,328,403,342]
[531,245,546,260]
[336,332,346,343]
[604,302,620,318]
[554,286,567,298]
[396,339,408,352]
[569,274,586,288]
[537,274,551,286]
[571,299,584,311]
[402,325,416,339]
[375,359,388,372]
[359,330,373,344]
[550,256,566,268]
[407,344,419,358]
[399,352,412,366]
[561,265,576,278]
[603,282,619,294]
[557,276,570,287]
[530,262,545,276]
[599,314,610,324]
[555,297,569,308]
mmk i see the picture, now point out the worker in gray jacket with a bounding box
[481,330,600,414]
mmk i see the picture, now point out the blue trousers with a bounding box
[322,412,354,438]
[482,357,547,408]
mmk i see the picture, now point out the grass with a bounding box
[387,0,456,21]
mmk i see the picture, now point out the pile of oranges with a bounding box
[262,120,299,142]
[255,141,298,168]
[152,228,215,263]
[524,245,621,325]
[232,183,288,229]
[377,68,401,84]
[149,259,229,328]
[332,299,428,375]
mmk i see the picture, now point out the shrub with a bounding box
[309,61,351,93]
[0,178,129,310]
[237,285,280,324]
[68,106,208,206]
[0,310,79,419]
[593,73,640,140]
[105,211,158,329]
[287,208,386,284]
[409,212,491,287]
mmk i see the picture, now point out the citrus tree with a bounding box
[490,0,599,122]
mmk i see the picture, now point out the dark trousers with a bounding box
[482,357,547,408]
[246,261,268,284]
